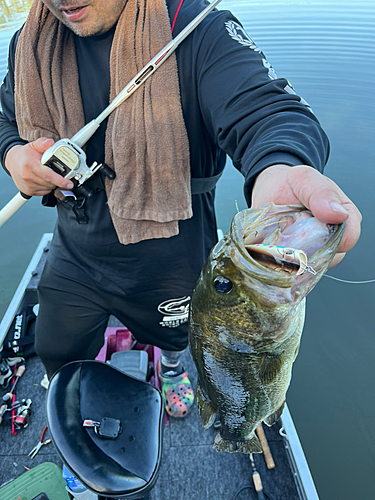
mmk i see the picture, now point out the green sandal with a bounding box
[157,360,194,418]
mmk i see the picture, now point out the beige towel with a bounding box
[15,0,192,245]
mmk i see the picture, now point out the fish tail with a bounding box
[213,432,262,454]
[196,382,216,430]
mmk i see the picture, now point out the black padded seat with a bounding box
[46,360,163,499]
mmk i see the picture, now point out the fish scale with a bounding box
[188,203,344,454]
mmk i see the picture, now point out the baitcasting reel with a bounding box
[41,139,116,198]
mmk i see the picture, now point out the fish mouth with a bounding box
[245,246,305,276]
[230,203,344,282]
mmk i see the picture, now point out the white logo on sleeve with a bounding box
[158,296,191,328]
[225,21,312,112]
[225,21,278,80]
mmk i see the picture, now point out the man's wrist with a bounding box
[253,164,292,190]
[3,144,23,176]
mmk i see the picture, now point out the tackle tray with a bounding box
[0,462,70,500]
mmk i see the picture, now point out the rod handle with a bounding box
[252,472,265,500]
[20,192,32,200]
[0,405,6,424]
[0,394,12,424]
[256,423,275,469]
[15,365,26,379]
[0,192,30,228]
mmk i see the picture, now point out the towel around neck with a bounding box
[15,0,192,245]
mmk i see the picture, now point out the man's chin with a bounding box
[58,16,112,37]
[58,18,102,37]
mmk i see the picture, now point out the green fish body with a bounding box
[188,203,344,454]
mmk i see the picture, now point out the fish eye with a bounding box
[213,276,233,294]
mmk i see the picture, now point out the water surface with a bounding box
[0,1,374,499]
[216,3,375,500]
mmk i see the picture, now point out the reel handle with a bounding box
[74,183,94,198]
[99,163,116,180]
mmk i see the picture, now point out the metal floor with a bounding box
[0,244,301,500]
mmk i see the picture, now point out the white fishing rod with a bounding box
[0,0,222,228]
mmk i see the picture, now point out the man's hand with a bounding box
[251,164,362,268]
[5,137,74,197]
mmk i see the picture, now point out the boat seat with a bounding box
[46,360,163,499]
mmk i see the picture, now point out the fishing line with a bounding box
[323,275,375,284]
[232,205,373,284]
[231,485,274,500]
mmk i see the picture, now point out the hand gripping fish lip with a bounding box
[232,204,345,283]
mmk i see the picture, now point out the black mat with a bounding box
[0,349,300,500]
[0,244,301,499]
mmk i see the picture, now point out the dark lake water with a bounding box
[0,1,374,499]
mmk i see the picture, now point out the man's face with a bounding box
[42,0,127,37]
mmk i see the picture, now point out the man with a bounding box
[0,0,361,418]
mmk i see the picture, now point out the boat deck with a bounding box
[0,237,306,500]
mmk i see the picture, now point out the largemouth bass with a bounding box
[188,203,344,454]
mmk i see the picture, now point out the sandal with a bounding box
[157,360,194,418]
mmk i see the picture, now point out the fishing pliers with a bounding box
[28,424,52,458]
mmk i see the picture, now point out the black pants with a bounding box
[35,262,195,379]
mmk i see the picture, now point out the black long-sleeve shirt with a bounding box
[0,0,329,289]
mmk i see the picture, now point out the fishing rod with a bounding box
[0,0,222,228]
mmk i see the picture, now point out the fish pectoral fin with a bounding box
[263,400,285,427]
[213,433,262,454]
[293,345,300,361]
[196,383,216,430]
[259,353,285,385]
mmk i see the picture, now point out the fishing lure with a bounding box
[245,244,317,276]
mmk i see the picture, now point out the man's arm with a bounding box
[0,30,75,196]
[191,10,329,197]
[190,9,360,263]
[0,30,27,173]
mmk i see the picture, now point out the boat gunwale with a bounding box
[0,233,53,351]
[281,404,320,500]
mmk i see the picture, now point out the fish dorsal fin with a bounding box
[259,353,285,385]
[264,401,286,427]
